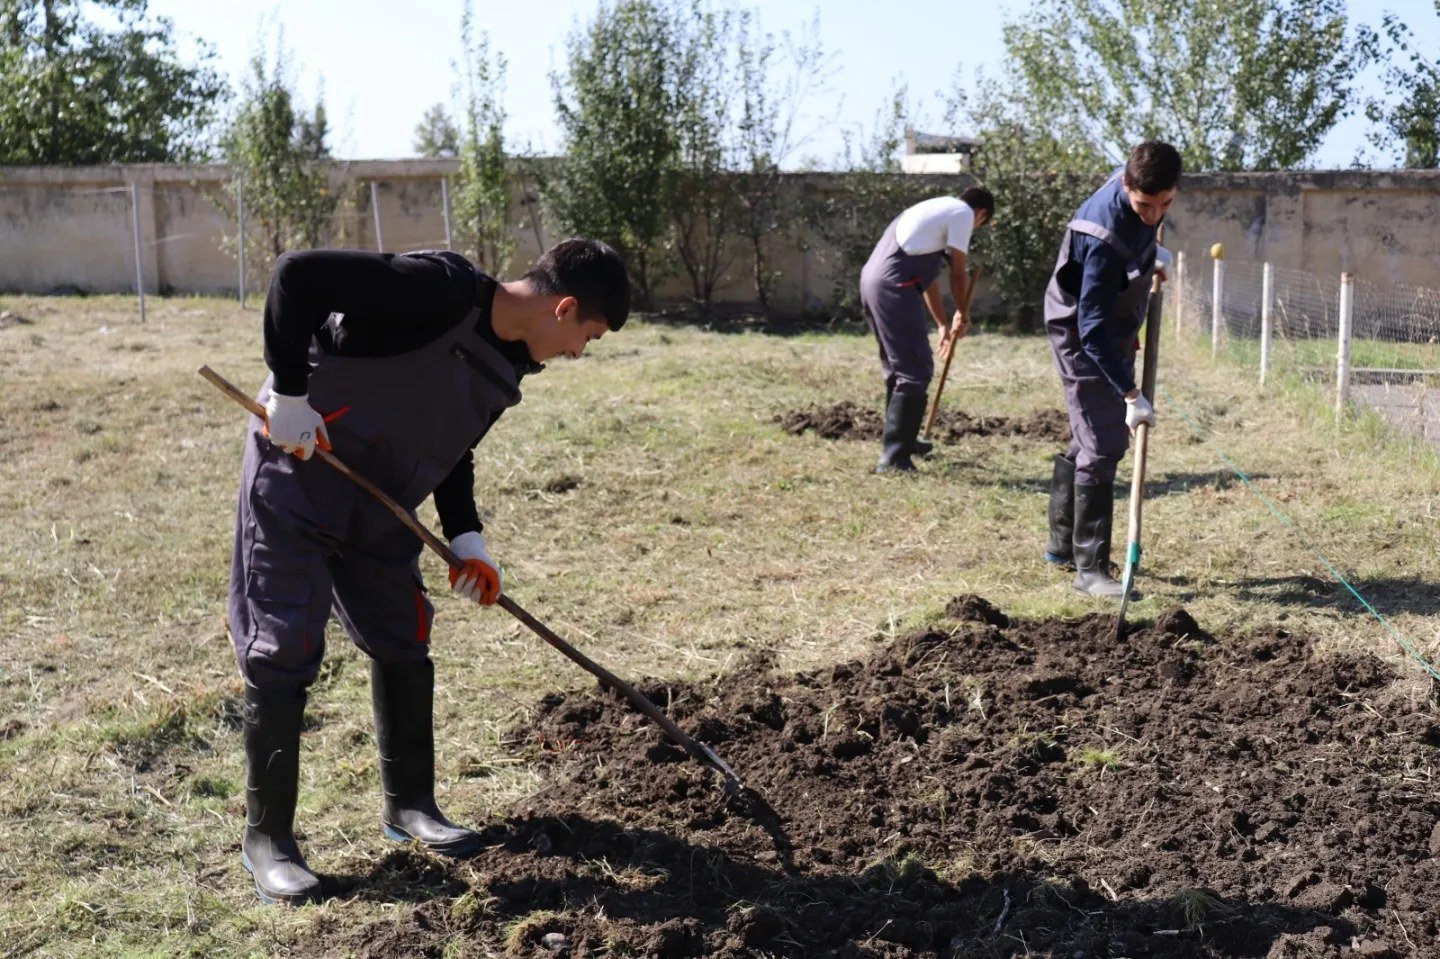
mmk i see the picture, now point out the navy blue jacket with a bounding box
[1069,171,1158,395]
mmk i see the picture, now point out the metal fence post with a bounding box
[129,181,147,324]
[237,175,247,308]
[1260,262,1274,387]
[1211,243,1225,358]
[1175,250,1185,342]
[1336,271,1354,420]
[370,181,384,253]
[441,177,454,251]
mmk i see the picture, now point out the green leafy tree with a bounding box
[413,102,459,159]
[452,2,514,274]
[801,87,937,317]
[220,33,338,276]
[0,0,227,163]
[551,0,681,308]
[1364,5,1440,168]
[950,80,1108,329]
[1002,0,1370,171]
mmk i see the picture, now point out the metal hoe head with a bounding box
[1114,542,1140,640]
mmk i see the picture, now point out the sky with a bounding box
[144,0,1440,170]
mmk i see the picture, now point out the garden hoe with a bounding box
[1114,264,1165,641]
[198,365,748,799]
[923,263,983,439]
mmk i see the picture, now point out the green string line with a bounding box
[1159,383,1440,684]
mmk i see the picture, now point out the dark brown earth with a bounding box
[776,402,1072,444]
[304,599,1440,958]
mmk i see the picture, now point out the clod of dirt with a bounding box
[944,594,1010,627]
[776,402,1072,443]
[1154,607,1212,643]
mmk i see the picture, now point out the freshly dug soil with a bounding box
[307,601,1439,958]
[776,402,1071,444]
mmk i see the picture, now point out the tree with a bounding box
[551,0,681,308]
[733,11,834,316]
[950,79,1108,329]
[220,33,338,276]
[451,3,514,275]
[800,87,939,317]
[1364,5,1440,168]
[666,1,741,314]
[413,103,459,159]
[1002,0,1370,171]
[0,0,227,164]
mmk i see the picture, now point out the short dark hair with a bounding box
[523,238,631,330]
[1124,141,1182,195]
[961,186,995,219]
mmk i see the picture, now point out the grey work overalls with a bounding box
[228,291,521,694]
[859,216,948,397]
[1043,206,1157,485]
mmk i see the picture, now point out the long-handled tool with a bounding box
[1114,262,1166,641]
[924,263,983,438]
[198,365,747,796]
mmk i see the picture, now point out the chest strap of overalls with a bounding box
[1068,218,1156,288]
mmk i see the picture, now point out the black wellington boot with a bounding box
[876,389,926,473]
[1072,481,1134,599]
[1044,454,1076,568]
[241,686,322,906]
[886,385,933,458]
[372,659,483,858]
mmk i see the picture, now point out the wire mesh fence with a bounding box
[1174,250,1440,445]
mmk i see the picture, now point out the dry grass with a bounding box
[1,293,1437,955]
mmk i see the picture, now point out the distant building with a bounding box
[901,129,981,174]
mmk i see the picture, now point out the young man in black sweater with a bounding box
[229,238,629,904]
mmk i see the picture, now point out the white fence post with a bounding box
[1175,250,1185,341]
[237,175,247,308]
[1211,244,1225,358]
[129,181,147,324]
[1260,262,1274,387]
[370,181,384,253]
[441,177,454,251]
[1336,271,1354,420]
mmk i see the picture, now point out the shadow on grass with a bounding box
[305,813,1352,957]
[1230,573,1440,617]
[995,469,1267,499]
[639,306,1048,342]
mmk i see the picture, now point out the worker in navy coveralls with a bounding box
[859,186,995,471]
[228,239,629,904]
[1042,141,1179,597]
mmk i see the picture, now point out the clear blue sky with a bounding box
[145,0,1440,169]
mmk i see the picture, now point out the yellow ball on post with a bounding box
[1210,242,1226,260]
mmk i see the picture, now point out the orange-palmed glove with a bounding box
[448,531,501,606]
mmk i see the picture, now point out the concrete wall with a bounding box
[3,162,1439,306]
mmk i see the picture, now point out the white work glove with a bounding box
[1155,245,1173,281]
[1125,392,1157,430]
[448,531,501,606]
[263,391,330,461]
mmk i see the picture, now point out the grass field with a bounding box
[1,294,1438,957]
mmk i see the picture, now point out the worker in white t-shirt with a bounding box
[859,186,994,471]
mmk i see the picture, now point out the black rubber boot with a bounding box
[1072,481,1133,599]
[372,659,483,858]
[876,389,926,473]
[1044,454,1076,568]
[887,385,933,458]
[241,686,322,906]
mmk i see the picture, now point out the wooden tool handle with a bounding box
[924,262,983,435]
